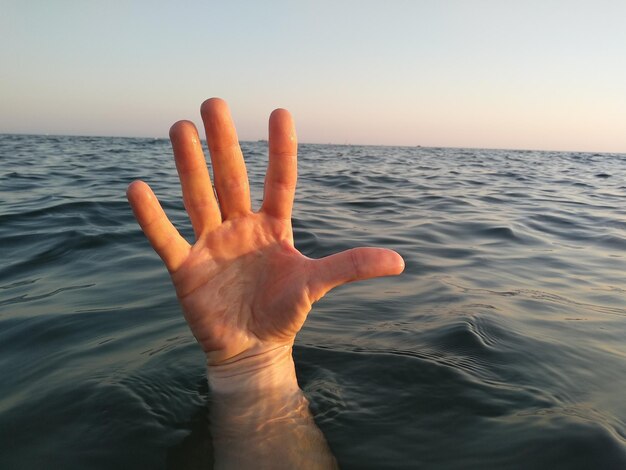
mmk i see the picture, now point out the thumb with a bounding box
[308,247,405,301]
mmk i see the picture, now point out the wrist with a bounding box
[207,343,299,395]
[207,343,338,469]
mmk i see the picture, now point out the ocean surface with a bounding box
[0,133,625,469]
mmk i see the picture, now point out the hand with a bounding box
[127,98,404,366]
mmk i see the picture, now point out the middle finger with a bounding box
[200,98,251,219]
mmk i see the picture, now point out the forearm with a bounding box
[208,344,339,470]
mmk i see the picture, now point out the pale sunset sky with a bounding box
[1,0,625,152]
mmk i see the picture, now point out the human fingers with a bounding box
[200,98,251,219]
[127,180,191,272]
[261,108,297,220]
[307,248,405,301]
[170,120,221,237]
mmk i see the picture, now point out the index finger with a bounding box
[170,120,221,237]
[127,181,191,272]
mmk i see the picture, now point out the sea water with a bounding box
[0,134,625,469]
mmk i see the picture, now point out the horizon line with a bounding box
[1,132,624,156]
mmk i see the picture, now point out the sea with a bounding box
[0,134,625,469]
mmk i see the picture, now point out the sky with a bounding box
[1,0,625,152]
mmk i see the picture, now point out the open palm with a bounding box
[127,98,404,365]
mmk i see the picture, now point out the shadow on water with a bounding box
[166,389,214,470]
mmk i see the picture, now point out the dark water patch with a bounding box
[2,171,47,181]
[0,283,94,307]
[478,194,506,204]
[531,212,579,228]
[344,199,390,210]
[0,200,130,227]
[435,221,540,246]
[598,234,626,251]
[0,230,138,283]
[478,226,520,241]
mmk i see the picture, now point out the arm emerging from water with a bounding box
[126,98,404,469]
